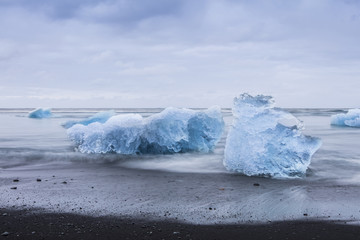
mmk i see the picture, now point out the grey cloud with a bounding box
[0,0,99,19]
[3,0,359,45]
[77,0,185,24]
[0,0,360,108]
[0,0,186,22]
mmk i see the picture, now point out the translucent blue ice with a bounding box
[224,93,321,178]
[67,114,144,154]
[28,108,52,118]
[331,109,360,128]
[63,110,116,129]
[67,107,224,154]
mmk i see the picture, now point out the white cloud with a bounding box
[0,0,360,108]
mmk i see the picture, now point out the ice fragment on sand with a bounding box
[67,107,224,154]
[224,93,321,178]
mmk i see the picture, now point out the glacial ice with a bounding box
[224,93,321,178]
[63,110,116,129]
[28,108,52,118]
[68,114,144,154]
[67,107,224,154]
[331,109,360,128]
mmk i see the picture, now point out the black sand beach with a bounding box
[1,209,360,240]
[1,163,360,239]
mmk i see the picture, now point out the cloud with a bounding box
[0,0,184,23]
[77,0,183,24]
[0,0,99,19]
[0,0,360,107]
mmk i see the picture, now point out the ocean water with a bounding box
[0,108,359,183]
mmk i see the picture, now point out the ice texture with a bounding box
[331,109,360,128]
[68,114,144,154]
[224,93,321,178]
[63,110,116,129]
[28,108,52,118]
[67,107,224,154]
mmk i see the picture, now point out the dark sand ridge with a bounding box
[1,210,360,240]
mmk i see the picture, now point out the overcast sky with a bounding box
[0,0,359,108]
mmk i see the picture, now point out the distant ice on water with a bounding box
[28,108,52,118]
[331,109,360,128]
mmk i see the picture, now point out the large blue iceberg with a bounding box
[63,110,116,129]
[331,109,360,128]
[224,93,321,178]
[28,108,52,118]
[67,107,224,154]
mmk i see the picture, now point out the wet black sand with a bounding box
[2,162,360,240]
[2,163,360,225]
[1,209,360,240]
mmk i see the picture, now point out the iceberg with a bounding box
[63,110,116,129]
[331,109,360,128]
[67,107,224,154]
[28,108,52,118]
[224,93,321,178]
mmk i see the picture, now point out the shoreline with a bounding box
[1,209,360,240]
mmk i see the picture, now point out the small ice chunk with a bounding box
[277,113,303,129]
[224,93,321,178]
[63,110,116,129]
[331,109,360,128]
[67,107,224,154]
[28,108,52,118]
